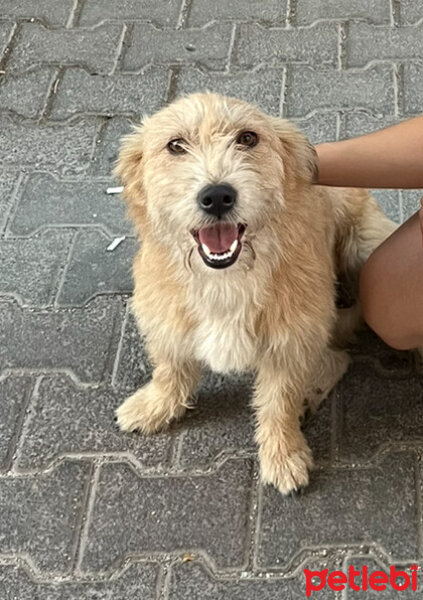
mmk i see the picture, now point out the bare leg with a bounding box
[359,211,423,350]
[116,358,201,433]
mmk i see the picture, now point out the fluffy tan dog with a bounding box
[115,93,395,495]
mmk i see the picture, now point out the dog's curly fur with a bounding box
[115,93,396,494]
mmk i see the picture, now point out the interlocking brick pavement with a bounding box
[1,1,423,597]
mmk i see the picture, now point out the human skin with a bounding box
[315,117,423,350]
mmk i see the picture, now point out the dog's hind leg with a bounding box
[116,358,201,433]
[304,348,350,414]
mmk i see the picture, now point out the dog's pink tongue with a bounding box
[198,223,238,253]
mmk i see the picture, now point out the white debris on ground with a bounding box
[106,236,126,252]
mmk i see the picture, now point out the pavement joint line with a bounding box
[286,0,297,27]
[157,564,172,600]
[1,375,36,474]
[111,22,130,75]
[10,376,43,473]
[74,460,101,574]
[335,112,342,140]
[39,66,64,121]
[53,230,78,308]
[111,299,130,387]
[278,66,287,117]
[245,461,261,572]
[0,21,18,72]
[337,21,347,70]
[48,229,79,307]
[224,23,237,72]
[166,65,181,104]
[66,0,85,28]
[177,0,193,30]
[0,171,26,236]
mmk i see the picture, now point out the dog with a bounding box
[114,93,396,495]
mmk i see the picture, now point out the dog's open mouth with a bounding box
[192,223,246,269]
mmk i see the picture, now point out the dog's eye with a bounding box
[167,138,187,154]
[237,131,258,148]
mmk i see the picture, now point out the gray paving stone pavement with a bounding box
[1,1,423,597]
[50,67,170,120]
[0,67,57,119]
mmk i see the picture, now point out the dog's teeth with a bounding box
[229,239,238,253]
[202,243,212,257]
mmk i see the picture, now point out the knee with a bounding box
[359,253,413,351]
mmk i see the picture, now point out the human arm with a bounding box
[315,116,423,189]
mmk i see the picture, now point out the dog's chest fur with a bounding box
[187,276,258,373]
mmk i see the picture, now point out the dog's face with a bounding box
[116,93,316,272]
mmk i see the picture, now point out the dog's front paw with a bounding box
[116,384,186,434]
[259,441,313,495]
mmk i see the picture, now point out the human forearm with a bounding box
[315,116,423,189]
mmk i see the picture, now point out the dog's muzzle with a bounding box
[192,222,246,269]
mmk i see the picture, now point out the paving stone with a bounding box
[0,230,73,306]
[233,22,339,69]
[176,67,284,116]
[0,115,98,175]
[0,562,158,600]
[179,370,332,467]
[57,230,136,306]
[8,22,124,75]
[79,0,182,26]
[342,112,399,138]
[170,561,337,599]
[15,375,173,470]
[0,170,20,233]
[187,0,287,26]
[257,452,418,568]
[401,190,422,221]
[403,63,423,116]
[370,189,401,223]
[0,296,124,384]
[0,67,56,119]
[344,557,423,597]
[91,116,135,176]
[335,361,423,462]
[400,0,423,25]
[286,66,395,118]
[0,375,33,472]
[0,0,75,26]
[82,459,253,571]
[291,112,338,144]
[295,0,390,26]
[8,173,132,236]
[346,22,423,67]
[124,22,233,71]
[0,461,90,573]
[0,21,14,59]
[350,327,413,374]
[112,311,152,392]
[51,67,169,120]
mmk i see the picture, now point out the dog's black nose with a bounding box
[197,184,237,218]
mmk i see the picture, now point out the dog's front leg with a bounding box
[253,359,313,495]
[116,358,201,434]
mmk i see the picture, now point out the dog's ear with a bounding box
[114,123,145,197]
[269,117,317,185]
[114,123,148,232]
